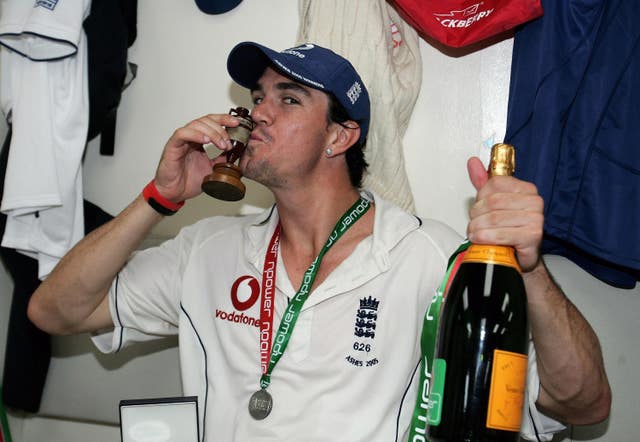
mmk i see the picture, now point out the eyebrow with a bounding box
[251,81,312,97]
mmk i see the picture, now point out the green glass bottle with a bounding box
[427,143,529,441]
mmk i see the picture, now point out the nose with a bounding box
[250,98,273,127]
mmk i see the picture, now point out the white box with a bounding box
[119,396,199,442]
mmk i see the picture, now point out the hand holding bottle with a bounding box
[466,156,544,272]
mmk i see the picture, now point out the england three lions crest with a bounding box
[354,295,379,339]
[346,296,380,368]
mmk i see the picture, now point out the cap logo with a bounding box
[272,59,324,89]
[281,43,315,59]
[346,81,363,105]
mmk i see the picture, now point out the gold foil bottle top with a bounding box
[489,143,515,177]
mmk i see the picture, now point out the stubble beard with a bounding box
[243,154,287,189]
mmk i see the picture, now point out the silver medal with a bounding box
[248,389,273,420]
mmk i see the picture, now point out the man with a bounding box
[28,42,610,441]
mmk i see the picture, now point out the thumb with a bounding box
[467,156,489,191]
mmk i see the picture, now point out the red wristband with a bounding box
[142,180,185,216]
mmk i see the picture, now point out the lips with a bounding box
[249,128,269,144]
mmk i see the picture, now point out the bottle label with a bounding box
[462,244,521,272]
[427,358,447,426]
[486,349,527,431]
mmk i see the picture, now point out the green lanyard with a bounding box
[0,387,12,442]
[259,197,371,390]
[408,240,470,441]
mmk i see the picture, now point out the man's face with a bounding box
[240,67,333,189]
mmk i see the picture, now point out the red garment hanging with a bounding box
[389,0,543,48]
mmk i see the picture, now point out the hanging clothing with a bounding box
[85,0,138,154]
[297,0,421,212]
[505,0,640,288]
[0,0,91,280]
[388,0,542,49]
[0,124,114,413]
[0,125,49,413]
[0,0,133,411]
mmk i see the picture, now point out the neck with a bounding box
[273,185,374,292]
[274,185,363,256]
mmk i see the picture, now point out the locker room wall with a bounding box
[1,1,638,441]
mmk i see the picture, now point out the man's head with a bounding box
[227,42,370,187]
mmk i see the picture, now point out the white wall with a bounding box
[1,0,638,441]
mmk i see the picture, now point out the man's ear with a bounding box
[327,120,361,156]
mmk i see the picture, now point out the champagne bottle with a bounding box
[427,143,529,442]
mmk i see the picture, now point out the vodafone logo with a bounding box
[230,275,260,311]
[215,275,261,328]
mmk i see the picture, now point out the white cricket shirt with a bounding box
[93,191,562,441]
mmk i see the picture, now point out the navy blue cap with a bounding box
[195,0,242,14]
[227,42,370,144]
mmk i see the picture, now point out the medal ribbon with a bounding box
[408,240,470,441]
[258,223,282,376]
[258,197,371,391]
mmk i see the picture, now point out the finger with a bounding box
[162,127,215,164]
[468,209,544,239]
[467,205,543,253]
[482,176,539,194]
[185,120,230,152]
[467,221,543,272]
[470,231,541,271]
[199,113,241,129]
[470,191,544,219]
[196,114,246,150]
[191,112,238,137]
[467,156,489,192]
[468,223,542,245]
[168,125,213,145]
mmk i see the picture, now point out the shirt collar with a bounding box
[243,190,421,272]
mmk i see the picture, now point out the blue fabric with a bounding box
[505,0,640,288]
[195,0,242,15]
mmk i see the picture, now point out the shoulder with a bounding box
[367,190,462,260]
[163,206,276,252]
[415,218,463,258]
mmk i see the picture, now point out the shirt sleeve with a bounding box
[0,0,90,60]
[520,343,567,440]
[91,229,194,353]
